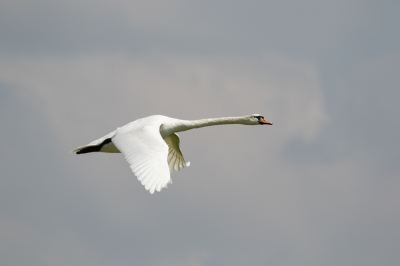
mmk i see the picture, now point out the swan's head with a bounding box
[248,114,273,125]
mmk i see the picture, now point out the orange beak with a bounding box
[259,117,273,125]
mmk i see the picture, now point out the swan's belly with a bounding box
[99,141,121,153]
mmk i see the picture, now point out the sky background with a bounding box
[1,1,399,265]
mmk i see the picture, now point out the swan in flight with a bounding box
[72,114,272,194]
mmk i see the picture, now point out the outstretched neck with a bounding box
[185,116,253,130]
[161,116,252,137]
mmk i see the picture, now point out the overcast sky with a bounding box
[1,1,399,266]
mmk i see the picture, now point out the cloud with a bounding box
[1,0,399,265]
[356,51,400,126]
[0,0,185,29]
[0,0,373,56]
[0,51,331,265]
[0,87,102,266]
[0,52,328,146]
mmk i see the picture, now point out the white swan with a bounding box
[72,114,272,194]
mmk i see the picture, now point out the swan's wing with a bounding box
[112,126,171,194]
[163,133,190,173]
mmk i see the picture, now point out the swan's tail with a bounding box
[72,145,102,154]
[71,138,120,154]
[71,138,113,154]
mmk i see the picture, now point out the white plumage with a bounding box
[72,114,272,194]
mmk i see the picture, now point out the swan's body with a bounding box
[72,114,272,194]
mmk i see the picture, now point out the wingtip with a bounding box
[186,161,191,167]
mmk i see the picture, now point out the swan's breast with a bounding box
[159,124,172,139]
[159,119,191,138]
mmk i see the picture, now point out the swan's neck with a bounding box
[161,116,253,137]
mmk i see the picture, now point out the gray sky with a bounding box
[1,1,399,265]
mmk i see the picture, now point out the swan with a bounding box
[72,114,272,194]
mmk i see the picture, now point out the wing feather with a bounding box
[163,133,190,173]
[112,124,171,194]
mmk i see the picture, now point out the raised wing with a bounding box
[112,125,171,194]
[163,133,190,173]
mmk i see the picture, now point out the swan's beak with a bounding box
[259,117,273,125]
